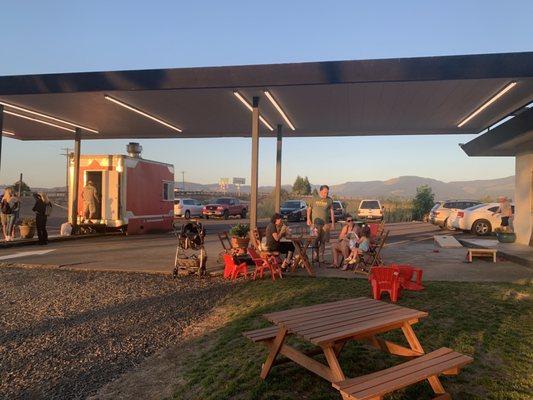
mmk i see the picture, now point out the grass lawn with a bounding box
[173,277,532,400]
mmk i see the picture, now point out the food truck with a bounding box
[68,143,175,234]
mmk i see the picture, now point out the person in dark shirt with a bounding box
[265,213,295,270]
[32,193,51,245]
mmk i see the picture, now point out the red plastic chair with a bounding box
[222,253,248,280]
[390,264,424,291]
[368,267,401,303]
[247,248,282,281]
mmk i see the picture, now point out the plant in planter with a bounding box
[229,223,250,251]
[19,217,36,239]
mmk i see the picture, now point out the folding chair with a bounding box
[248,247,283,281]
[217,231,233,252]
[222,253,248,280]
[354,230,389,274]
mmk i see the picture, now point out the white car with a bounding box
[174,198,203,219]
[357,199,383,220]
[449,202,514,236]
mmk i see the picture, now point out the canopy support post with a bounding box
[0,105,3,174]
[70,129,81,228]
[275,124,283,213]
[250,96,260,229]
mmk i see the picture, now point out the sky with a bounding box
[0,0,532,188]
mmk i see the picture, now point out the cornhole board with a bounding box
[467,248,497,263]
[434,235,463,248]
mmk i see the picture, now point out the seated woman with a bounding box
[342,225,371,270]
[331,216,359,268]
[265,213,295,270]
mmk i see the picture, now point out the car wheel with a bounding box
[440,219,448,230]
[184,210,190,219]
[241,210,247,219]
[472,219,492,236]
[223,210,229,220]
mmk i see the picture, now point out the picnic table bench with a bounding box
[244,298,472,399]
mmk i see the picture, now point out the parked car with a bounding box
[429,200,482,229]
[174,198,203,219]
[357,199,383,220]
[333,200,347,221]
[449,202,515,236]
[202,197,247,219]
[280,200,307,221]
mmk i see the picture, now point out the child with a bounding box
[343,226,371,270]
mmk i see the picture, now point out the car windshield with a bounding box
[360,201,380,209]
[213,198,232,205]
[333,202,342,209]
[282,201,301,209]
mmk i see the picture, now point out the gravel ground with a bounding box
[0,265,235,400]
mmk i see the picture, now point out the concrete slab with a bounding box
[459,238,533,268]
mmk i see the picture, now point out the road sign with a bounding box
[233,177,245,185]
[219,178,229,190]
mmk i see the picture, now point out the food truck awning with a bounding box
[1,52,533,140]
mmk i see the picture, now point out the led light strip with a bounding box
[458,82,517,127]
[4,110,75,132]
[264,90,295,131]
[2,130,15,136]
[104,95,182,133]
[0,100,99,133]
[233,91,274,131]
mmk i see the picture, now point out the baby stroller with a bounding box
[172,220,207,277]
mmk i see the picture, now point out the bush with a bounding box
[229,223,249,238]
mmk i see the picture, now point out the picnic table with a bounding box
[284,234,315,276]
[248,297,428,383]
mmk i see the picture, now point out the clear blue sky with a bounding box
[1,0,531,188]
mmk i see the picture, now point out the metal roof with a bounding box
[461,106,533,156]
[1,52,532,140]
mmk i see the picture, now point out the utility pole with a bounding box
[180,171,186,191]
[60,148,72,192]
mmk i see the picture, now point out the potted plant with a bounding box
[19,217,36,239]
[229,223,250,251]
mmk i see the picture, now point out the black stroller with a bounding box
[172,220,207,277]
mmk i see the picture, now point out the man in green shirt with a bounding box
[307,185,335,263]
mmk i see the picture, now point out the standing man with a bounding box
[307,185,335,263]
[82,180,99,222]
[496,196,513,233]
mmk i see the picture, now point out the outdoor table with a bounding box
[284,235,315,276]
[258,297,428,383]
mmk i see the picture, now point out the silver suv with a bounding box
[429,200,482,229]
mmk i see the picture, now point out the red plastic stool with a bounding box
[368,267,401,303]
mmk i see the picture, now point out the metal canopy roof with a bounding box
[461,107,533,157]
[1,52,532,141]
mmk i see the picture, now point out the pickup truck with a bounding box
[202,197,247,219]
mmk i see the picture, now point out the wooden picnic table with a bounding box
[256,297,428,383]
[284,235,315,276]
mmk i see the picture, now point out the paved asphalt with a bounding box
[0,219,442,274]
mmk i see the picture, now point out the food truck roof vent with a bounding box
[126,142,143,158]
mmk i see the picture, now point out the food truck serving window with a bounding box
[163,181,174,201]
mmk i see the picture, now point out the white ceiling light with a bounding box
[4,110,75,132]
[264,90,295,131]
[233,91,274,131]
[104,95,182,133]
[2,130,15,136]
[458,82,517,128]
[0,100,99,133]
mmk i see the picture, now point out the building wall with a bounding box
[514,152,533,245]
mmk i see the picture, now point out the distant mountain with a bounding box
[329,176,514,199]
[175,176,514,200]
[3,176,514,201]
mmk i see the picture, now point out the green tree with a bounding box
[292,176,310,195]
[412,185,435,221]
[10,180,31,195]
[311,187,318,196]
